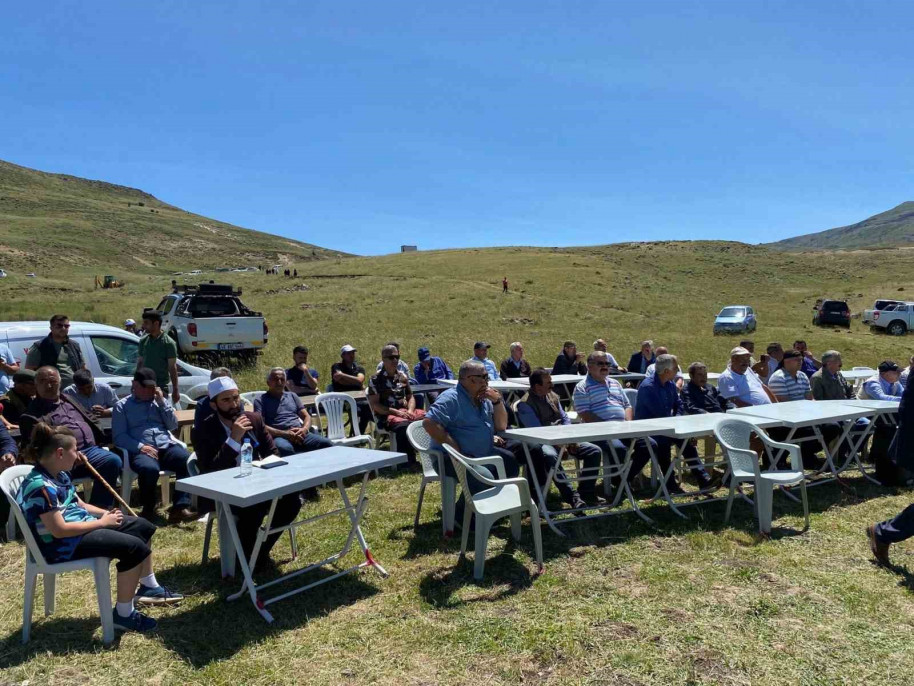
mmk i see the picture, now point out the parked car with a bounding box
[0,269,7,278]
[0,321,212,400]
[189,269,202,275]
[863,299,904,326]
[713,305,757,335]
[870,302,914,336]
[813,299,850,328]
[25,273,36,278]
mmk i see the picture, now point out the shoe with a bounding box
[579,492,607,506]
[866,525,891,566]
[696,471,722,493]
[666,482,686,496]
[570,494,588,516]
[300,487,320,502]
[135,584,185,605]
[167,507,198,524]
[113,609,158,633]
[139,509,166,525]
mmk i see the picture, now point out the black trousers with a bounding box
[231,494,302,563]
[70,516,156,572]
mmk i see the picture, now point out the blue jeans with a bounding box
[129,443,191,512]
[70,445,122,509]
[273,430,334,457]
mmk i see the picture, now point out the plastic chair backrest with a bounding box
[442,444,495,499]
[406,421,439,476]
[0,465,50,566]
[314,393,362,441]
[186,452,199,477]
[624,388,638,412]
[714,419,758,474]
[240,391,265,404]
[176,393,196,410]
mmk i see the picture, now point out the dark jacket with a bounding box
[20,394,105,449]
[627,352,656,375]
[552,353,586,376]
[681,382,733,414]
[499,357,532,381]
[0,423,17,459]
[0,389,32,426]
[35,334,85,372]
[890,375,914,471]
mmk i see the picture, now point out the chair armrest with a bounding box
[463,454,507,480]
[759,437,801,465]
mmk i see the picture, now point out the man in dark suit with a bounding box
[196,377,302,567]
[627,340,656,375]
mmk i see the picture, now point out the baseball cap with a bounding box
[878,360,900,373]
[124,318,136,326]
[340,344,357,354]
[417,347,431,361]
[133,368,157,387]
[13,369,36,384]
[729,346,751,357]
[474,341,491,350]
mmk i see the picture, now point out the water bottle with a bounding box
[239,438,254,477]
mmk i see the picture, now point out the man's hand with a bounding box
[171,388,181,404]
[0,453,16,471]
[230,414,253,442]
[154,387,164,403]
[140,445,159,459]
[803,350,815,359]
[99,509,123,528]
[493,435,506,448]
[482,388,501,403]
[288,427,307,444]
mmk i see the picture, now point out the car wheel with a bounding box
[887,321,907,336]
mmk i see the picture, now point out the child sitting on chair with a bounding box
[16,422,183,634]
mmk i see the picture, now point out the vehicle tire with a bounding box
[887,321,907,336]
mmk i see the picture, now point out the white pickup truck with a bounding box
[862,299,904,327]
[154,284,268,361]
[868,301,914,336]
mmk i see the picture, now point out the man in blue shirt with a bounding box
[859,360,904,402]
[414,347,453,384]
[63,369,119,418]
[0,341,20,395]
[112,368,194,523]
[255,367,333,457]
[793,340,822,379]
[635,355,716,494]
[468,342,499,381]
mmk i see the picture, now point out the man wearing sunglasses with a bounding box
[25,314,87,388]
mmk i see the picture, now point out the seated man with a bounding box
[285,345,319,396]
[468,342,499,381]
[112,368,195,523]
[627,340,656,375]
[517,369,603,509]
[124,318,140,335]
[767,350,812,402]
[375,341,412,377]
[19,366,122,509]
[636,355,715,493]
[858,360,905,482]
[741,340,770,379]
[553,340,587,376]
[1,369,36,429]
[423,361,521,524]
[645,346,684,390]
[255,367,333,457]
[681,362,734,414]
[793,340,822,378]
[192,367,250,442]
[765,342,784,379]
[810,350,853,401]
[413,346,453,404]
[196,377,302,566]
[499,341,532,380]
[0,421,17,473]
[718,347,776,409]
[859,360,904,402]
[63,369,119,418]
[331,344,373,435]
[593,339,625,372]
[368,345,425,465]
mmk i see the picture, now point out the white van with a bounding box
[0,321,212,400]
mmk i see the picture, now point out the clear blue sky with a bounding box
[3,2,912,255]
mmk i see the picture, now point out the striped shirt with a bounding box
[767,369,811,401]
[573,374,630,421]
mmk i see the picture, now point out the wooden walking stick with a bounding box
[77,451,138,517]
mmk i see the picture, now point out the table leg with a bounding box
[521,443,564,537]
[613,440,653,525]
[836,417,881,485]
[336,473,388,576]
[223,498,275,623]
[217,502,236,579]
[646,439,687,519]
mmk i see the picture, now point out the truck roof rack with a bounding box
[171,283,242,296]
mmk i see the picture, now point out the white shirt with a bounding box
[718,366,771,406]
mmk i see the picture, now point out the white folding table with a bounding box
[503,419,676,535]
[176,446,406,623]
[823,399,899,484]
[509,373,584,387]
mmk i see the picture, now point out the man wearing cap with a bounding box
[136,310,180,405]
[1,369,36,428]
[859,361,904,402]
[285,345,319,396]
[63,369,119,418]
[413,347,452,404]
[255,367,333,457]
[124,318,140,336]
[195,376,303,566]
[112,368,195,523]
[858,361,905,481]
[766,350,813,402]
[331,344,372,434]
[25,314,87,388]
[499,342,532,381]
[468,342,499,381]
[20,366,123,508]
[0,340,20,395]
[717,346,777,409]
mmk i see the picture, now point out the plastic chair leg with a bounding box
[6,508,16,541]
[755,480,775,534]
[441,477,457,536]
[724,480,737,524]
[43,573,56,616]
[288,530,298,560]
[160,475,171,509]
[93,559,114,644]
[414,479,428,530]
[22,567,37,644]
[202,513,214,564]
[801,482,810,531]
[459,507,472,558]
[474,517,493,580]
[509,512,522,542]
[529,503,544,571]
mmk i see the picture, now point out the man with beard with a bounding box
[194,377,302,566]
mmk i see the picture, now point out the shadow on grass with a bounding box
[418,545,535,608]
[0,558,379,669]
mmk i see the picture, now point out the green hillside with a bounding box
[771,201,914,250]
[0,159,346,278]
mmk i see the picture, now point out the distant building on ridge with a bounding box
[401,245,418,253]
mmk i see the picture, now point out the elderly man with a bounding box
[681,362,734,414]
[25,314,88,388]
[20,366,122,508]
[858,361,905,482]
[627,340,656,376]
[793,340,822,378]
[331,344,372,434]
[517,368,604,510]
[124,318,140,335]
[764,342,785,380]
[767,350,813,402]
[195,376,302,566]
[63,369,119,418]
[859,360,904,401]
[285,345,319,396]
[553,341,587,376]
[255,367,333,458]
[1,369,36,428]
[136,310,180,405]
[112,368,195,523]
[468,342,499,381]
[375,341,412,377]
[636,355,716,493]
[593,339,625,372]
[423,360,521,525]
[500,342,532,380]
[718,346,777,408]
[645,346,684,390]
[810,350,853,401]
[414,347,453,384]
[368,345,425,465]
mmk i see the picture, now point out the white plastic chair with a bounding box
[0,465,115,644]
[406,422,456,535]
[714,419,809,535]
[240,391,266,405]
[442,444,543,580]
[624,388,638,412]
[175,393,197,410]
[313,393,375,449]
[367,402,397,452]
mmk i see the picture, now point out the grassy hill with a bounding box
[0,158,346,279]
[771,201,914,250]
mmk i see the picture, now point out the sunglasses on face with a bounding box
[384,355,400,360]
[467,374,488,381]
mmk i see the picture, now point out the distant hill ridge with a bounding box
[771,201,914,250]
[0,158,345,274]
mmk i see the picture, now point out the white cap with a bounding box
[340,344,357,354]
[125,319,136,326]
[208,376,238,399]
[729,346,751,357]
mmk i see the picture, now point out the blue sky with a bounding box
[3,2,912,255]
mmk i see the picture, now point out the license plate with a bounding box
[218,343,245,350]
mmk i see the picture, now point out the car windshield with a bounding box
[719,307,746,318]
[822,301,846,312]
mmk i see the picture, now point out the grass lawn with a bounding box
[2,241,914,684]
